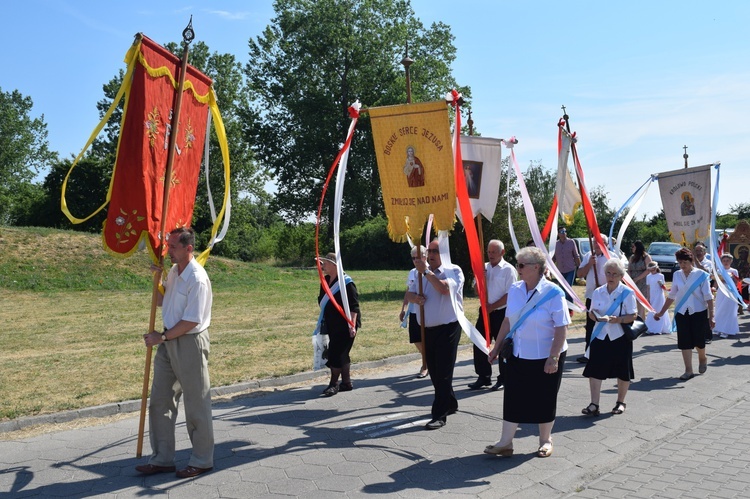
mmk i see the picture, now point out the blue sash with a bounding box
[671,271,710,332]
[312,275,353,336]
[504,286,563,342]
[590,288,631,342]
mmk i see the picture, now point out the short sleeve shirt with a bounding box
[162,258,213,333]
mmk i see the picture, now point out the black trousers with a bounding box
[424,321,461,420]
[473,308,506,382]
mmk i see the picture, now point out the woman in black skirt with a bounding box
[582,258,637,416]
[653,248,714,380]
[317,253,361,396]
[485,247,569,458]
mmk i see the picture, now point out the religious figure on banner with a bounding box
[680,192,696,216]
[463,161,482,199]
[403,146,425,187]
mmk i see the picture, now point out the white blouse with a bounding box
[506,278,570,360]
[590,283,637,341]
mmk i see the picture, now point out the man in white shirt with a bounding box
[468,240,517,391]
[136,227,214,479]
[406,239,464,430]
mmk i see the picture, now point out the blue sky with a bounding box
[3,1,748,219]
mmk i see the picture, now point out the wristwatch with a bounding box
[161,332,169,342]
[423,269,433,277]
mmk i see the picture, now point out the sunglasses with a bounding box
[516,262,537,269]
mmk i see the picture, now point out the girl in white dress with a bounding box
[713,253,740,338]
[645,262,671,334]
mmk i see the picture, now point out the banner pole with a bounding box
[137,17,195,459]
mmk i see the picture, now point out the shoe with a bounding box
[612,401,627,415]
[576,356,588,364]
[467,377,492,390]
[339,382,353,392]
[699,363,707,374]
[679,372,695,381]
[490,380,504,391]
[135,464,176,475]
[322,384,339,396]
[705,338,712,344]
[483,443,513,457]
[424,418,446,430]
[537,442,553,458]
[720,333,729,339]
[176,466,212,479]
[417,368,428,378]
[581,403,600,416]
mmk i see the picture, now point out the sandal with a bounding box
[537,442,553,458]
[581,403,600,416]
[339,382,353,392]
[679,372,695,381]
[612,401,626,415]
[322,384,339,396]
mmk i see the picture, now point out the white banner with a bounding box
[456,136,503,222]
[657,164,712,246]
[556,130,581,225]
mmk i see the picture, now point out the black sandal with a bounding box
[581,403,600,416]
[612,401,626,414]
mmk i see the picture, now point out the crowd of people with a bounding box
[135,227,745,477]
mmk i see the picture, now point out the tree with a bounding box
[0,88,57,224]
[522,159,555,229]
[245,0,470,228]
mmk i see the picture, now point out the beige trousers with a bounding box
[148,330,214,468]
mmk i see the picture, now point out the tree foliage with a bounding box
[245,0,470,228]
[0,88,57,224]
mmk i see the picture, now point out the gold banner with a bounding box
[369,101,456,242]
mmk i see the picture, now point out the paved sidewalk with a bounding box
[1,316,750,498]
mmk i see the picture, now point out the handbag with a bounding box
[500,337,514,361]
[621,317,647,341]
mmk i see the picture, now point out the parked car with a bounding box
[647,242,683,280]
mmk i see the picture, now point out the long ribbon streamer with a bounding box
[448,90,491,345]
[314,102,361,328]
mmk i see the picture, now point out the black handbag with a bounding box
[500,337,514,361]
[621,317,647,341]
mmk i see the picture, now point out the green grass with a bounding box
[0,226,584,421]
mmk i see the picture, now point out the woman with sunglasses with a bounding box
[581,258,637,417]
[400,245,429,378]
[485,246,569,458]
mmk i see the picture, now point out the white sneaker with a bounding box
[720,333,729,339]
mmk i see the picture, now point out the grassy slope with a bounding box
[0,227,482,420]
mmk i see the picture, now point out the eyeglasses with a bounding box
[411,256,422,260]
[605,271,622,277]
[516,262,537,269]
[427,249,440,254]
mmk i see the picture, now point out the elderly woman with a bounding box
[400,245,428,378]
[317,253,361,396]
[581,258,637,416]
[484,247,569,458]
[654,248,714,380]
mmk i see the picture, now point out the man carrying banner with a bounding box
[468,239,517,391]
[136,227,214,478]
[406,239,464,430]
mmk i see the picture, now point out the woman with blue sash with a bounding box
[654,248,714,380]
[484,247,569,459]
[582,258,637,416]
[317,253,361,396]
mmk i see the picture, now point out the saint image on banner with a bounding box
[403,146,425,187]
[680,192,696,216]
[463,160,483,199]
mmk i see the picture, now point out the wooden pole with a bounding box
[561,107,598,288]
[136,18,195,459]
[401,47,426,368]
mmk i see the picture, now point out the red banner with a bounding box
[103,36,212,259]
